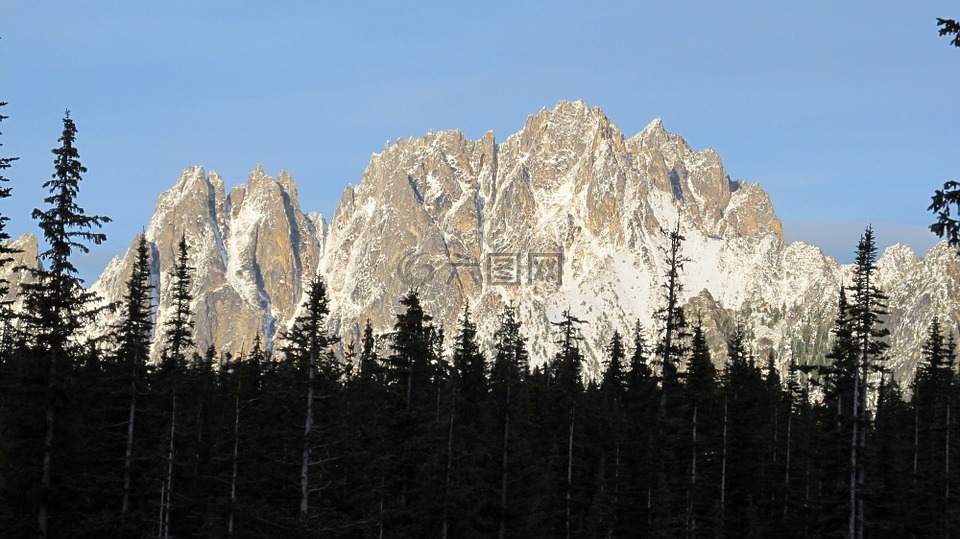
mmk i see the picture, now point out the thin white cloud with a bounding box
[782,220,942,264]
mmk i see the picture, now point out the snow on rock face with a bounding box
[0,233,39,309]
[69,101,960,382]
[89,165,320,360]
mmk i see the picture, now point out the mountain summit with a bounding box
[76,101,957,379]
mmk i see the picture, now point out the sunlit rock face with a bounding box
[69,101,956,381]
[90,165,322,360]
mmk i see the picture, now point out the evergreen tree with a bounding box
[116,234,154,529]
[719,323,765,536]
[655,221,690,414]
[279,275,341,531]
[587,330,628,538]
[163,235,194,365]
[442,306,488,537]
[846,225,889,538]
[488,302,537,537]
[19,111,110,538]
[868,376,916,536]
[683,318,718,537]
[0,100,19,343]
[622,321,657,536]
[357,318,380,385]
[341,318,392,537]
[549,309,586,538]
[938,17,960,47]
[383,289,440,535]
[156,234,194,539]
[909,317,957,536]
[813,286,857,536]
[648,222,691,535]
[600,330,627,401]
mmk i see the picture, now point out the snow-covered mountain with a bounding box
[14,100,955,380]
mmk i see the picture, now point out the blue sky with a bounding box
[4,1,959,280]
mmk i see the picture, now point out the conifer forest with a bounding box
[0,107,959,538]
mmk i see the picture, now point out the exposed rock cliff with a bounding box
[66,101,957,380]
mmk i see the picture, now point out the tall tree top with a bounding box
[32,111,110,281]
[21,112,110,351]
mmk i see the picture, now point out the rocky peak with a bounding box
[0,233,38,306]
[32,102,954,384]
[91,166,320,359]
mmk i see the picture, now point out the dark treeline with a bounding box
[2,115,960,539]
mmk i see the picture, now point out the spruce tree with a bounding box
[719,323,764,536]
[589,330,628,537]
[623,321,657,535]
[442,306,487,537]
[489,302,533,537]
[600,330,627,401]
[163,235,194,365]
[910,317,957,536]
[279,275,340,529]
[156,234,194,539]
[384,289,439,535]
[342,318,391,536]
[116,234,154,525]
[20,111,110,539]
[683,317,718,536]
[655,221,690,411]
[0,100,19,337]
[819,286,858,536]
[549,309,586,538]
[847,225,889,538]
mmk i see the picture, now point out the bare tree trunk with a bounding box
[378,476,385,539]
[720,397,728,524]
[160,391,177,539]
[785,407,792,519]
[849,368,860,539]
[122,354,139,516]
[442,395,455,539]
[299,353,316,524]
[38,347,57,539]
[228,381,241,537]
[857,362,867,539]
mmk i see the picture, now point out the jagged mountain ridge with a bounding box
[17,100,953,380]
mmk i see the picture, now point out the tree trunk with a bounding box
[38,347,57,539]
[299,353,316,524]
[784,407,792,519]
[121,354,138,516]
[228,381,241,537]
[720,397,728,524]
[849,368,860,539]
[378,475,385,539]
[160,390,177,539]
[442,395,455,539]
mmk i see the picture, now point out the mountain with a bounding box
[89,165,324,357]
[15,100,953,380]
